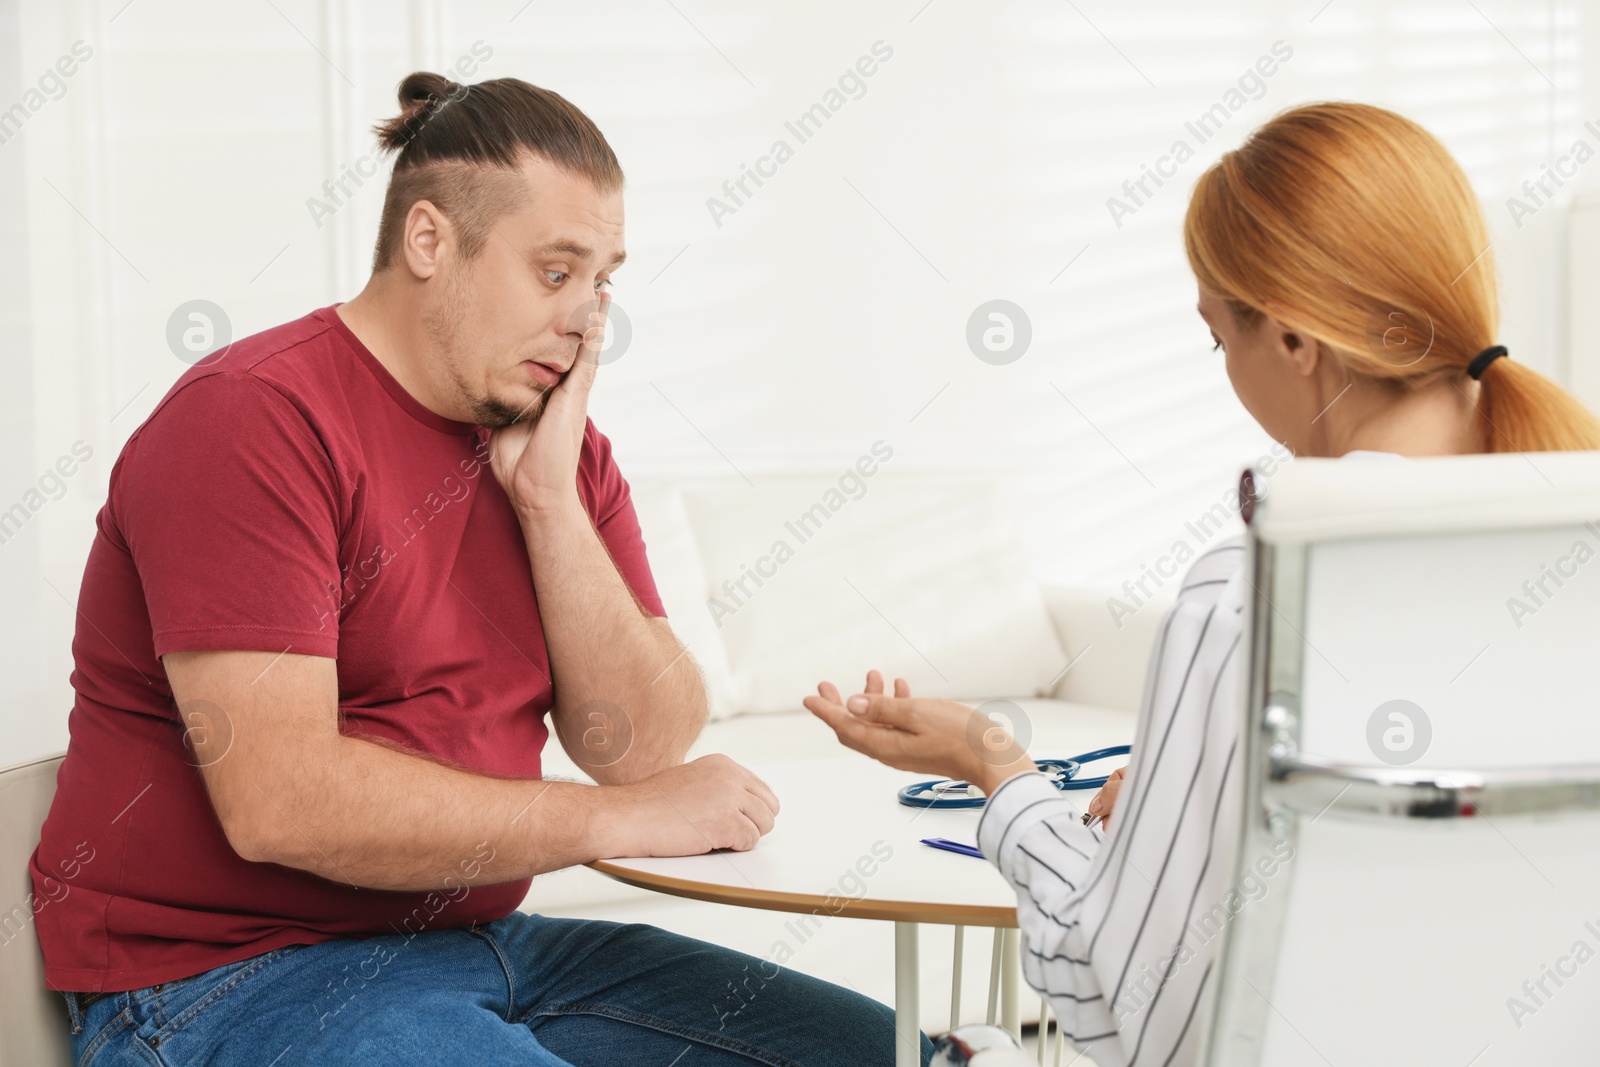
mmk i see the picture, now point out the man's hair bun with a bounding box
[367,70,625,271]
[373,71,464,153]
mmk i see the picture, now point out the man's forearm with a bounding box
[519,499,708,784]
[251,731,643,891]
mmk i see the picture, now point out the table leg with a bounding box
[949,925,964,1031]
[1001,927,1020,1039]
[895,921,920,1067]
[986,928,1004,1024]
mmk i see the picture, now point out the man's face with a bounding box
[424,156,625,428]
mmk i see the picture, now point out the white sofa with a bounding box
[527,472,1170,1038]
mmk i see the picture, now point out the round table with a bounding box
[588,755,1027,1067]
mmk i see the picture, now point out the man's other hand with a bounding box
[607,754,780,856]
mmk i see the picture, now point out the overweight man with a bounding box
[31,71,930,1066]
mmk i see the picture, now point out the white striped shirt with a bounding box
[976,538,1257,1067]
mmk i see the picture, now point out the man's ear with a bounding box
[399,200,450,280]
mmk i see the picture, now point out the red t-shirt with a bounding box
[30,306,665,993]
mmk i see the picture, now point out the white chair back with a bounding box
[0,754,72,1067]
[1203,452,1600,1066]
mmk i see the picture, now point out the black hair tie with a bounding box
[1467,345,1508,380]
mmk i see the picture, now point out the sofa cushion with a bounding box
[677,475,1067,714]
[1039,582,1174,714]
[628,482,744,720]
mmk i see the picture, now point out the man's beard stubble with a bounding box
[423,269,553,430]
[469,386,550,430]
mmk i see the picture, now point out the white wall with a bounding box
[0,0,1589,764]
[0,0,46,763]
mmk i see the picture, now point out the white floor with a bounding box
[1022,1023,1098,1066]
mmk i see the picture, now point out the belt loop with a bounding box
[61,991,85,1035]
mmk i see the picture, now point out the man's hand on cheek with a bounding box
[489,291,610,521]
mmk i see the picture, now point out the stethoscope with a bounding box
[896,745,1131,809]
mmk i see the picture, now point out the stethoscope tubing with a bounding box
[896,744,1132,809]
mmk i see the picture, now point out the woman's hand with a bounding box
[803,670,1037,796]
[1087,767,1125,829]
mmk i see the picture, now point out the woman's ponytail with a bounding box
[1184,102,1600,453]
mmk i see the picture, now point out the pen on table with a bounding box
[920,837,984,859]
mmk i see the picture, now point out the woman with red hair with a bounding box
[808,101,1600,1067]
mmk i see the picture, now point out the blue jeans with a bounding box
[63,911,935,1066]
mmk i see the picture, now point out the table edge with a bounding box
[585,859,1020,928]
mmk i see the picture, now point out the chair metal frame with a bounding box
[1199,476,1600,1066]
